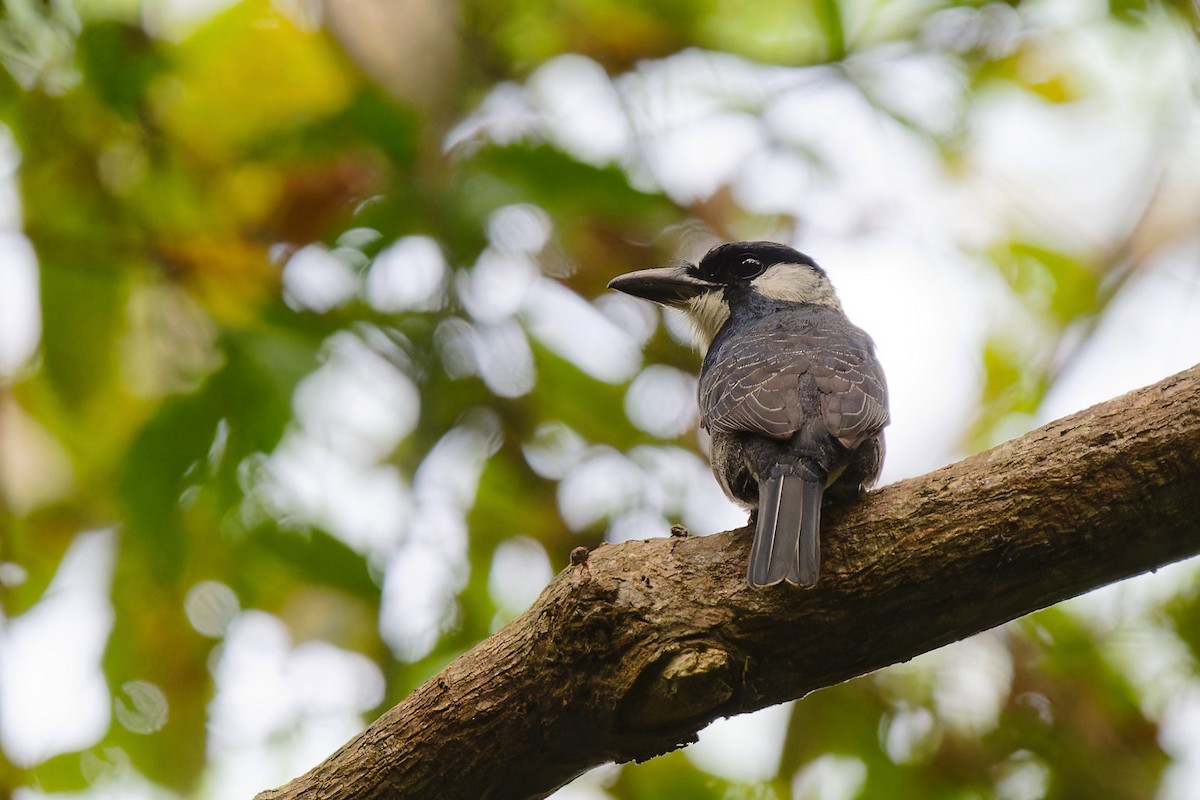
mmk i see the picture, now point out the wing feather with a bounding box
[700,310,888,448]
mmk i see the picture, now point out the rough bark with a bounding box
[256,363,1200,800]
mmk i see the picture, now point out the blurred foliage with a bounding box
[0,0,1198,798]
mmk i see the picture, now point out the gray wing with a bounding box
[700,317,888,447]
[811,334,889,450]
[700,325,813,439]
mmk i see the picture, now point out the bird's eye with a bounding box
[733,257,765,280]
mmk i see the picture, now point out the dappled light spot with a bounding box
[643,111,766,203]
[0,232,40,377]
[294,330,421,462]
[380,513,466,663]
[255,432,412,556]
[336,226,382,251]
[995,750,1050,800]
[0,561,28,588]
[522,421,589,480]
[488,203,553,255]
[729,148,813,217]
[432,314,541,399]
[365,235,447,312]
[879,706,941,765]
[380,416,501,661]
[282,244,359,313]
[523,278,643,383]
[413,409,503,509]
[444,83,536,151]
[206,610,385,795]
[80,746,163,791]
[931,635,1013,737]
[460,247,539,324]
[0,396,75,514]
[556,442,745,540]
[248,330,419,555]
[628,445,746,536]
[472,321,536,398]
[184,580,240,638]
[526,55,632,167]
[0,530,115,766]
[594,293,658,348]
[791,754,868,800]
[488,536,553,617]
[434,317,478,379]
[287,640,385,715]
[624,364,698,439]
[114,681,169,735]
[685,703,792,784]
[557,448,644,532]
[606,508,671,543]
[208,612,294,747]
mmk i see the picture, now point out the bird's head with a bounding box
[608,241,840,351]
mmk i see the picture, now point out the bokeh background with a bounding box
[2,0,1200,797]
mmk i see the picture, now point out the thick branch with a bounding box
[257,363,1200,800]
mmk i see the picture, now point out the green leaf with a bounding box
[118,319,320,578]
[247,87,420,170]
[38,263,127,414]
[76,21,169,118]
[527,340,646,449]
[249,525,379,602]
[995,242,1101,326]
[1166,573,1200,664]
[475,0,708,72]
[698,0,830,65]
[614,750,742,800]
[26,751,89,793]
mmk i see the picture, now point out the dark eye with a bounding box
[733,256,765,280]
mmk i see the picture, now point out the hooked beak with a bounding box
[607,265,718,308]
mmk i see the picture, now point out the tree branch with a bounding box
[256,363,1200,800]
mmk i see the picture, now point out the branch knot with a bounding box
[618,645,735,731]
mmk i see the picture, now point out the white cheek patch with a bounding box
[752,263,842,308]
[684,291,730,353]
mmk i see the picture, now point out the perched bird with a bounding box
[608,241,889,588]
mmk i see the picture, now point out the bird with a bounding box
[608,241,889,588]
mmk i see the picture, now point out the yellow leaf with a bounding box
[151,0,358,159]
[158,235,277,324]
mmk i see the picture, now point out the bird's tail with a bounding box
[748,467,824,588]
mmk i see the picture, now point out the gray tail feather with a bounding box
[748,471,823,588]
[788,478,823,586]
